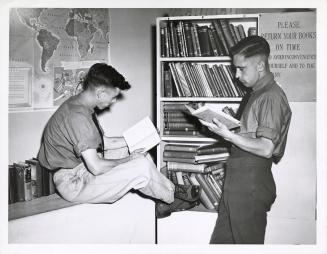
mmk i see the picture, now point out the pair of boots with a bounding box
[156,184,201,219]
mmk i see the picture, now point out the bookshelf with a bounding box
[156,14,258,240]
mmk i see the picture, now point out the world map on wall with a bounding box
[9,8,110,108]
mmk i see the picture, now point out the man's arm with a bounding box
[103,136,127,150]
[81,148,145,175]
[201,118,274,158]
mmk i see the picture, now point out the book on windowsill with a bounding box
[123,116,161,153]
[184,104,241,130]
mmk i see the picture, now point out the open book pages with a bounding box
[185,104,241,130]
[123,116,161,153]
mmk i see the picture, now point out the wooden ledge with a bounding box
[9,194,80,221]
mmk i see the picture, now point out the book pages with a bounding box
[123,116,161,153]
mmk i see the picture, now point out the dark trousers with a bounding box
[210,147,275,244]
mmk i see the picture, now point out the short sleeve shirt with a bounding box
[37,96,102,170]
[238,72,292,163]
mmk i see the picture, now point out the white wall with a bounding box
[266,102,316,244]
[7,8,168,244]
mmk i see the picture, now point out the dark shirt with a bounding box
[238,72,292,163]
[38,95,102,170]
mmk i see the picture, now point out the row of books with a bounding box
[163,62,246,98]
[8,159,55,204]
[162,143,228,209]
[160,19,257,58]
[162,103,237,137]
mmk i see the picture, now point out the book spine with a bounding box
[168,62,184,97]
[181,63,197,97]
[8,165,17,204]
[190,24,199,57]
[197,146,229,155]
[210,24,224,56]
[207,27,219,56]
[237,24,246,39]
[163,26,170,57]
[182,172,192,185]
[168,21,176,57]
[49,173,55,195]
[167,161,209,173]
[248,27,257,36]
[175,171,185,185]
[164,144,199,152]
[189,174,215,210]
[174,62,192,97]
[176,21,185,57]
[160,27,166,57]
[189,63,206,97]
[195,173,219,209]
[14,164,26,202]
[206,162,225,172]
[216,65,235,97]
[183,22,195,57]
[163,156,196,164]
[164,122,196,130]
[207,66,224,97]
[195,64,213,97]
[206,174,222,200]
[164,150,196,159]
[192,23,202,57]
[201,64,220,97]
[221,64,239,97]
[197,25,211,56]
[212,20,229,55]
[229,23,239,44]
[219,19,235,50]
[212,65,229,97]
[42,167,50,196]
[23,164,32,201]
[163,103,187,111]
[232,24,241,42]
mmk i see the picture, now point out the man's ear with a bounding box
[95,87,104,99]
[257,59,265,72]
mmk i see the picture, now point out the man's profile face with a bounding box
[232,54,261,89]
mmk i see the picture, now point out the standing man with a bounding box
[38,63,199,209]
[201,36,292,244]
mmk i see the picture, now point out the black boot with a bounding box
[155,197,200,219]
[174,184,201,202]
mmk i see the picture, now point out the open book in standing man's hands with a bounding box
[123,116,161,153]
[184,104,241,130]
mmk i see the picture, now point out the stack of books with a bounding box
[8,159,55,204]
[162,103,206,137]
[162,143,229,210]
[163,62,246,98]
[160,19,254,58]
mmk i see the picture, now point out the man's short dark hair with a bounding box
[230,35,270,58]
[82,63,131,91]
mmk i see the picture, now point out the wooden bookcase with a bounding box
[156,14,259,243]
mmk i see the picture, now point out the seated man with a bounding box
[37,63,200,218]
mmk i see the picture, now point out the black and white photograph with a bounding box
[1,0,326,254]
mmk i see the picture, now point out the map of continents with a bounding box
[10,8,109,107]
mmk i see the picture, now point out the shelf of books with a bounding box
[156,14,258,214]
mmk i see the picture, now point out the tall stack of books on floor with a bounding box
[163,62,246,98]
[161,143,229,210]
[160,19,257,58]
[8,159,55,204]
[163,102,237,138]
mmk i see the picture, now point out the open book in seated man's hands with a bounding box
[184,104,241,130]
[123,116,161,153]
